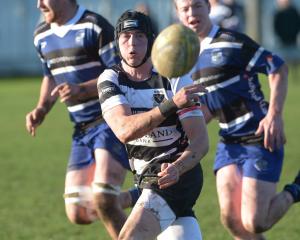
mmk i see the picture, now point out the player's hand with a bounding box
[51,83,80,104]
[157,163,179,189]
[255,113,286,152]
[173,83,206,109]
[25,107,47,137]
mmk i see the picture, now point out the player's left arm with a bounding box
[158,115,209,189]
[255,63,288,151]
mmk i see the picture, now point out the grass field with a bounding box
[0,67,299,239]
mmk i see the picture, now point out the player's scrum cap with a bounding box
[115,10,155,68]
[115,10,154,40]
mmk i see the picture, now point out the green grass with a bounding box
[0,66,299,240]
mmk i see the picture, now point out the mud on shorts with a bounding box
[67,121,130,170]
[137,162,203,218]
[214,142,284,182]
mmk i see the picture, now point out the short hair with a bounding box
[173,0,209,5]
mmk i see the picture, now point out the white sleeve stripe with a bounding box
[101,95,128,114]
[246,47,264,72]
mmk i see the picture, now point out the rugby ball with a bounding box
[151,24,199,78]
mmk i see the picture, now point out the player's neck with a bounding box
[122,60,152,82]
[198,22,213,42]
[55,4,79,26]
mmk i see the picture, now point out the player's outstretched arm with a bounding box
[103,83,205,144]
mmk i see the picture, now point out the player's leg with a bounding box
[240,145,295,233]
[93,148,128,240]
[63,132,100,225]
[64,154,137,226]
[214,142,265,239]
[119,189,175,240]
[64,163,98,224]
[157,216,202,240]
[241,177,293,233]
[216,164,265,240]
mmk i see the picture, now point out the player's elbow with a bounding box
[191,134,209,161]
[115,129,134,144]
[277,63,288,80]
[198,131,209,159]
[115,132,128,144]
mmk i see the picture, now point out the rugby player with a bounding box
[98,10,209,240]
[174,0,300,239]
[25,1,138,239]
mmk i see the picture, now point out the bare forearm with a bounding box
[268,64,288,115]
[172,139,209,176]
[37,76,57,114]
[113,107,166,143]
[172,117,209,175]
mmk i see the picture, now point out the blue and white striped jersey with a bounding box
[98,65,203,164]
[191,25,284,140]
[34,6,119,124]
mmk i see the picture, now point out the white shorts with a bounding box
[136,189,202,239]
[136,189,176,231]
[157,216,202,240]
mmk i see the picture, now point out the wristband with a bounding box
[158,99,178,118]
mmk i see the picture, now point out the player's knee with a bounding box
[94,192,118,212]
[242,217,269,233]
[64,186,98,225]
[65,205,93,225]
[220,212,242,234]
[92,182,121,216]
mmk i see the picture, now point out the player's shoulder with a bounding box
[80,9,114,30]
[34,21,50,38]
[99,65,121,83]
[214,27,253,44]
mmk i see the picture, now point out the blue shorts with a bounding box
[68,122,130,171]
[214,142,284,182]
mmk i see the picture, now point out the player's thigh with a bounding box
[93,148,127,185]
[65,163,96,187]
[120,189,173,239]
[216,164,243,215]
[120,203,161,239]
[241,177,276,221]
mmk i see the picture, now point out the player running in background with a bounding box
[174,0,300,239]
[25,1,137,239]
[98,10,209,240]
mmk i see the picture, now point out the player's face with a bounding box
[118,30,148,67]
[175,0,212,38]
[37,0,65,24]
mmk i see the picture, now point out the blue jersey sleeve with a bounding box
[242,34,285,75]
[35,44,52,77]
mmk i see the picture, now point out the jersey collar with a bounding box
[200,24,219,54]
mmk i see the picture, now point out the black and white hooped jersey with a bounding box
[34,6,119,124]
[98,64,203,164]
[191,25,285,139]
